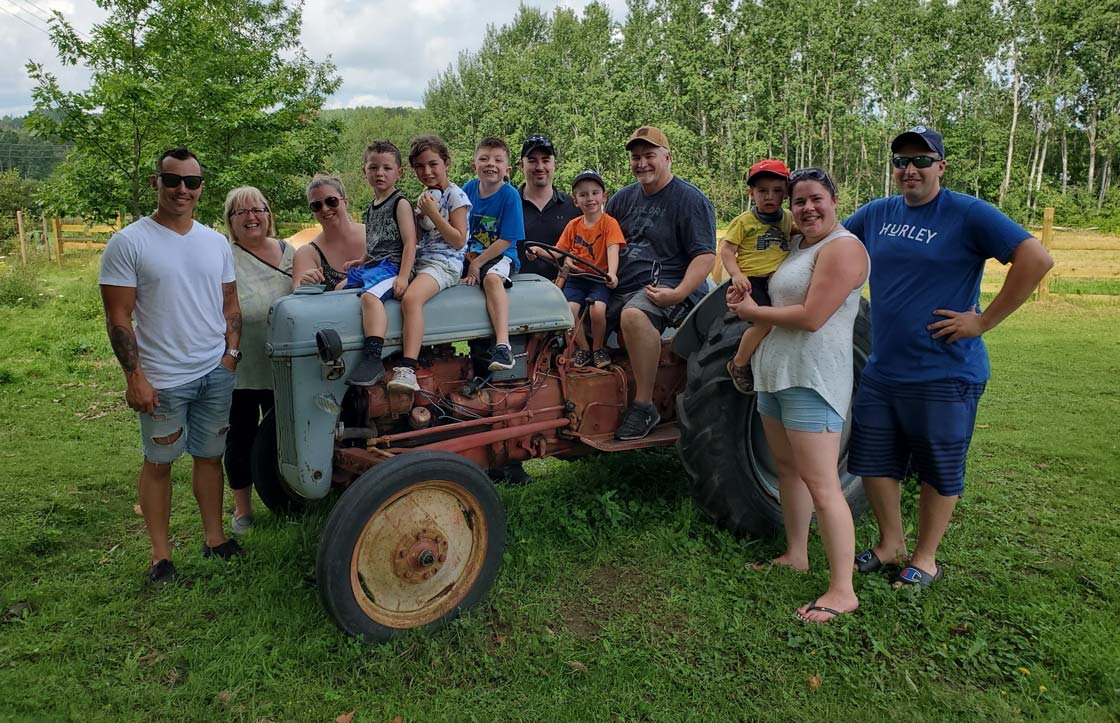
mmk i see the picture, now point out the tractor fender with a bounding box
[670,279,730,360]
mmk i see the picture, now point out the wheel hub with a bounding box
[392,528,449,582]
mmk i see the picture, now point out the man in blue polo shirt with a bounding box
[844,126,1053,589]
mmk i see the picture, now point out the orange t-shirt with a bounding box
[556,213,626,269]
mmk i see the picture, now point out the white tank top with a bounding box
[752,224,869,417]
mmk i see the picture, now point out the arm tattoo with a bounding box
[108,324,139,373]
[225,312,242,335]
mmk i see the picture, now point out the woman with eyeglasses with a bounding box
[221,186,295,533]
[292,174,367,290]
[726,167,869,623]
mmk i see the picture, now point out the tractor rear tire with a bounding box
[676,300,872,539]
[251,409,308,515]
[317,451,506,643]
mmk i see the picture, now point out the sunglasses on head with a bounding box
[787,167,837,195]
[892,155,942,169]
[308,196,342,213]
[159,172,203,190]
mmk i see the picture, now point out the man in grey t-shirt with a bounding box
[100,147,246,586]
[606,126,717,440]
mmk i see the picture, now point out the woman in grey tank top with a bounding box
[726,168,869,623]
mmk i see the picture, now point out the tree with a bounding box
[25,0,341,222]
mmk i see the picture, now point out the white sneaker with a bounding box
[387,366,419,392]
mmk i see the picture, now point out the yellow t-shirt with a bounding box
[722,208,794,277]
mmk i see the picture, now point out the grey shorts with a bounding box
[607,288,682,333]
[414,258,462,291]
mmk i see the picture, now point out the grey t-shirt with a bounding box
[363,190,409,265]
[605,176,716,302]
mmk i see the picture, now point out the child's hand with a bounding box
[606,272,617,289]
[343,258,364,271]
[731,274,752,296]
[726,285,746,305]
[392,274,409,299]
[463,259,482,286]
[526,246,540,258]
[417,191,439,219]
[727,292,758,320]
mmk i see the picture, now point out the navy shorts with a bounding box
[848,375,986,497]
[563,276,609,306]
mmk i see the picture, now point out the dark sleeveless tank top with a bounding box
[363,190,408,265]
[309,241,347,289]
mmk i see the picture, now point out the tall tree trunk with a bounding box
[1061,124,1069,195]
[1098,156,1112,210]
[1035,129,1048,196]
[1087,106,1097,196]
[1025,110,1042,210]
[998,48,1020,209]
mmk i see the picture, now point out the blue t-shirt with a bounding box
[844,189,1029,384]
[463,179,525,272]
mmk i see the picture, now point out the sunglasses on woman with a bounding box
[159,172,203,190]
[892,155,942,169]
[308,196,342,213]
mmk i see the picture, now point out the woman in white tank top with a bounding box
[726,168,869,623]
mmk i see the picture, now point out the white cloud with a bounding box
[0,0,630,116]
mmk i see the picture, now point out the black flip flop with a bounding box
[796,597,853,623]
[895,562,943,588]
[855,549,902,574]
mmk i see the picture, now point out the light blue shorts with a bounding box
[139,364,235,463]
[756,386,844,433]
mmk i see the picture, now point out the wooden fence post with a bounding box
[52,217,63,268]
[41,216,51,263]
[1038,207,1054,300]
[16,211,27,266]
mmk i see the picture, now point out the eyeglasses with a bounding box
[892,155,942,169]
[159,173,203,190]
[308,196,342,213]
[787,167,837,195]
[231,207,270,218]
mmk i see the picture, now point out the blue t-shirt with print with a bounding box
[463,179,525,272]
[416,182,472,274]
[844,189,1029,384]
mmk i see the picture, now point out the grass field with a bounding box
[1,254,1118,722]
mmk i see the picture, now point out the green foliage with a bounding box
[0,117,69,180]
[424,0,1120,226]
[0,170,38,242]
[0,260,48,307]
[25,0,341,223]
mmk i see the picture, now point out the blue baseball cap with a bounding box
[891,126,945,158]
[571,169,606,192]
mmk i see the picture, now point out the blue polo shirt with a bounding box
[844,189,1030,384]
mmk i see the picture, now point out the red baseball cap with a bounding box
[747,159,791,185]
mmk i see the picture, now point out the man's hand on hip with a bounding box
[928,305,987,343]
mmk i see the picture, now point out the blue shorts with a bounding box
[346,258,400,301]
[848,375,986,497]
[756,386,844,433]
[563,276,609,306]
[139,364,235,463]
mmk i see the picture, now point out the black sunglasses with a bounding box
[787,167,837,195]
[892,155,942,169]
[159,172,203,190]
[308,196,342,213]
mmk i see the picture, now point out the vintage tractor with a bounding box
[256,243,871,642]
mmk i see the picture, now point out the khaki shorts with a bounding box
[414,258,462,291]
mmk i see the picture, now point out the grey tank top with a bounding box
[752,224,869,418]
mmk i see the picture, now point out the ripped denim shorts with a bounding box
[138,364,235,464]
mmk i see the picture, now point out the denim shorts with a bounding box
[563,276,609,306]
[756,386,844,433]
[139,364,235,463]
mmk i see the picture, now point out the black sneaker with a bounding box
[347,355,385,386]
[615,402,661,441]
[488,344,515,371]
[592,349,611,369]
[488,462,532,485]
[146,559,177,586]
[571,349,591,368]
[202,539,247,560]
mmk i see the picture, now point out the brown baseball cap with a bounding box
[626,126,670,150]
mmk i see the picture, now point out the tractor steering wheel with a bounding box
[522,241,612,283]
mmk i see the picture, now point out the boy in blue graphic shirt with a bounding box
[844,126,1052,591]
[462,137,526,371]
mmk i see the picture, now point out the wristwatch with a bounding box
[224,349,242,362]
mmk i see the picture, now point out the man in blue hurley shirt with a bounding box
[844,126,1053,589]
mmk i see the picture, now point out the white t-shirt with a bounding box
[99,216,236,389]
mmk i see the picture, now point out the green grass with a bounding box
[1,258,1118,722]
[1047,277,1120,296]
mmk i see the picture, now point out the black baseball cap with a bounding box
[571,169,606,192]
[891,125,945,158]
[520,134,556,159]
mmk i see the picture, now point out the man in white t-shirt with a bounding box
[99,147,245,586]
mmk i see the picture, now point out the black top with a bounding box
[309,241,348,289]
[518,185,581,279]
[605,176,717,303]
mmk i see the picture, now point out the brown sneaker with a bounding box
[726,360,754,394]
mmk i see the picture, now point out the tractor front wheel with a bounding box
[316,451,506,643]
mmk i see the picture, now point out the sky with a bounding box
[0,0,631,118]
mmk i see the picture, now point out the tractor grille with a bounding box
[271,359,297,467]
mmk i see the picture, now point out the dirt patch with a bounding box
[557,564,664,640]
